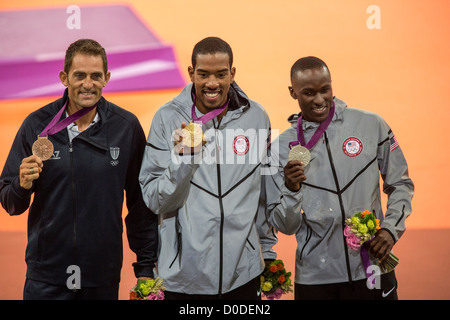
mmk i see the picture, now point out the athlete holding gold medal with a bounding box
[139,37,277,299]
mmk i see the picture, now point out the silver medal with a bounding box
[288,145,311,166]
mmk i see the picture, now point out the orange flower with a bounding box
[130,292,141,300]
[269,265,278,273]
[361,210,371,217]
[278,275,285,284]
[375,219,380,229]
[277,263,284,271]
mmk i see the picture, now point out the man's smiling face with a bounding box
[289,66,333,123]
[188,52,235,114]
[59,53,110,110]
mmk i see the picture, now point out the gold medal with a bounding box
[288,145,311,166]
[181,122,203,148]
[32,136,54,161]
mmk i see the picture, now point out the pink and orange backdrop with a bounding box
[1,0,449,299]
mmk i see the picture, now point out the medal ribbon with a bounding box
[191,92,230,124]
[289,102,335,149]
[39,100,97,137]
[361,239,376,289]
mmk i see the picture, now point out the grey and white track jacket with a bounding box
[139,82,277,295]
[264,98,414,285]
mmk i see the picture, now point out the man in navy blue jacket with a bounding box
[0,39,158,299]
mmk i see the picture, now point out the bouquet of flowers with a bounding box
[260,260,293,300]
[130,277,165,300]
[344,210,399,273]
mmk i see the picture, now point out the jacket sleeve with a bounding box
[124,118,159,279]
[264,136,304,236]
[0,120,34,215]
[255,124,278,261]
[377,118,414,242]
[139,109,199,216]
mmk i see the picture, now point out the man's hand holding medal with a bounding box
[285,146,309,192]
[19,155,44,190]
[173,121,206,155]
[285,102,335,192]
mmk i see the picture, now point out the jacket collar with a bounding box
[287,97,347,130]
[54,88,109,151]
[174,82,251,120]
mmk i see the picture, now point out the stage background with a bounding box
[0,0,449,300]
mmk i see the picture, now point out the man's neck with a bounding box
[67,102,97,132]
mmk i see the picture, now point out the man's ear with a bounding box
[188,66,194,82]
[104,71,111,87]
[230,66,236,84]
[288,86,297,100]
[59,71,69,87]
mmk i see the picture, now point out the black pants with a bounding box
[23,278,119,300]
[295,271,398,300]
[165,276,261,300]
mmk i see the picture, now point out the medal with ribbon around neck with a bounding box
[288,102,335,166]
[182,92,230,148]
[32,99,97,160]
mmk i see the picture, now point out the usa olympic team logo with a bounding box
[343,137,363,157]
[233,135,249,155]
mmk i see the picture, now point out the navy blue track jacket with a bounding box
[0,89,158,287]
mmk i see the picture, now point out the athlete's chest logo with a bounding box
[110,147,120,166]
[342,137,363,157]
[233,135,249,155]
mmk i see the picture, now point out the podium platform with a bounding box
[0,5,185,100]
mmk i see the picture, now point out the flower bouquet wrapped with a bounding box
[344,210,399,274]
[130,277,165,300]
[260,260,293,300]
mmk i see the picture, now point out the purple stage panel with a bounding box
[0,5,186,100]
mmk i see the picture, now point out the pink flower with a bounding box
[344,225,361,250]
[146,290,165,300]
[156,290,165,300]
[147,293,157,300]
[265,288,283,300]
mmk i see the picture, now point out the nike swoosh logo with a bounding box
[382,286,396,298]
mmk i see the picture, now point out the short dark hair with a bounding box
[64,39,108,74]
[290,56,330,80]
[191,37,233,69]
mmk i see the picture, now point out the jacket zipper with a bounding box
[299,223,312,260]
[69,142,77,291]
[213,120,225,296]
[324,132,353,284]
[217,162,224,296]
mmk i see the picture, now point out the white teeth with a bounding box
[205,92,219,98]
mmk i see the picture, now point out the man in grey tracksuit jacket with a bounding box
[139,82,277,297]
[264,57,414,299]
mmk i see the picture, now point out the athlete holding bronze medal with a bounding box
[0,39,158,299]
[31,100,97,161]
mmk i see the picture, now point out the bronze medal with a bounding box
[181,122,203,148]
[288,145,311,166]
[32,136,54,161]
